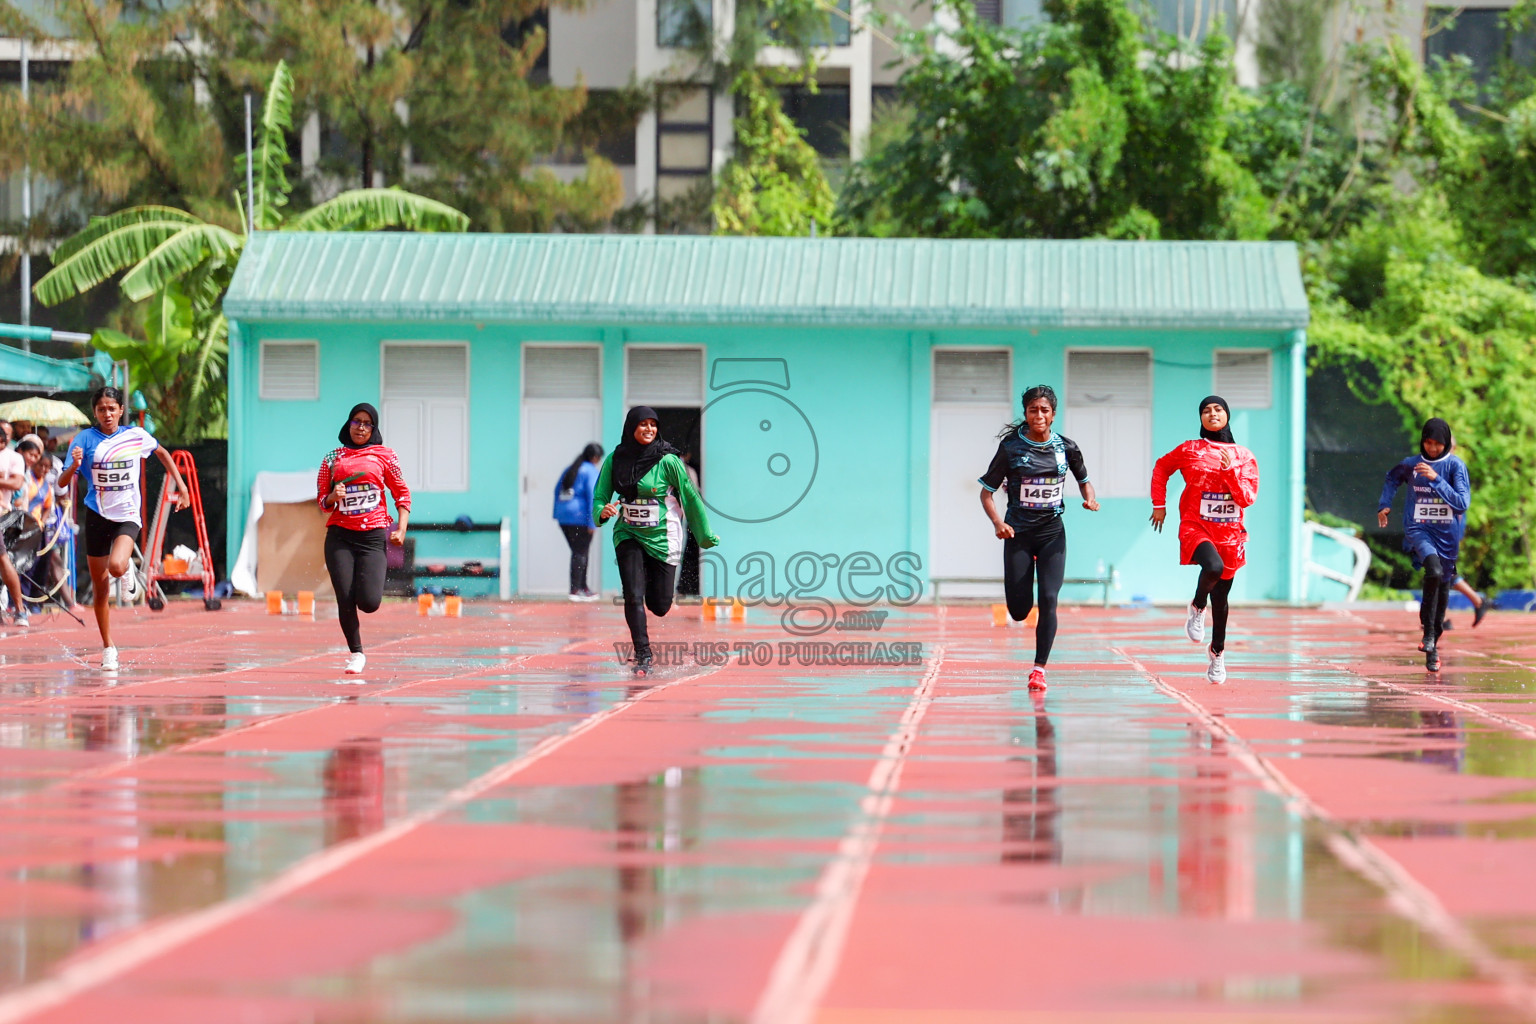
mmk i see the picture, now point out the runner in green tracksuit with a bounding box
[594,405,720,676]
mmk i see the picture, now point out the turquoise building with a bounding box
[223,234,1309,604]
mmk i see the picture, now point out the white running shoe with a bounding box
[1185,603,1206,644]
[567,593,583,602]
[575,590,601,603]
[12,612,27,629]
[1207,648,1226,685]
[100,646,119,671]
[345,652,367,675]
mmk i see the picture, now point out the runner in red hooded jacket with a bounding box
[1149,396,1259,685]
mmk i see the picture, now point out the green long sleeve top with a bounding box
[592,452,720,565]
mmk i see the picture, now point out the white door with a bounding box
[929,350,1012,595]
[520,346,603,596]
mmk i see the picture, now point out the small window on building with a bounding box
[1065,350,1151,498]
[933,350,1010,403]
[381,342,470,492]
[657,87,713,223]
[658,0,711,49]
[502,9,551,84]
[1214,350,1272,409]
[627,347,704,405]
[1425,7,1536,94]
[259,341,319,401]
[525,345,601,400]
[778,85,852,159]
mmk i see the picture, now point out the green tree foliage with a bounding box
[839,0,1271,239]
[31,62,468,443]
[712,70,835,236]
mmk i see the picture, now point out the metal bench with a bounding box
[930,566,1117,607]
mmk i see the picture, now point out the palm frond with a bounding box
[119,225,244,303]
[186,314,229,414]
[288,188,471,233]
[34,220,209,307]
[250,61,295,229]
[50,206,205,265]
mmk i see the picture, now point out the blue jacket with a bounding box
[1379,451,1471,566]
[553,460,599,528]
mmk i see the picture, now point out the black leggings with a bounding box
[561,524,593,593]
[1190,541,1235,654]
[1421,553,1453,641]
[616,538,677,659]
[1003,523,1067,666]
[325,526,387,653]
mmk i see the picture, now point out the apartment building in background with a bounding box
[2,0,1534,234]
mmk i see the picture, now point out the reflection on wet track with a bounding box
[0,601,1534,1021]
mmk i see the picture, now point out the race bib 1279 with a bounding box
[339,482,381,515]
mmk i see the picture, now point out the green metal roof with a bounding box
[225,234,1309,331]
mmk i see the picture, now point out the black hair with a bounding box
[14,439,39,455]
[91,386,126,410]
[998,385,1059,438]
[560,443,605,492]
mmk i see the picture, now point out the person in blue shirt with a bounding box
[1378,418,1470,672]
[553,443,604,601]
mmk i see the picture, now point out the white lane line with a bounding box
[0,662,720,1024]
[1113,646,1536,1020]
[750,647,946,1024]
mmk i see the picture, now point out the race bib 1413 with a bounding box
[1200,492,1240,522]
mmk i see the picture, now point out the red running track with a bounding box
[0,598,1534,1022]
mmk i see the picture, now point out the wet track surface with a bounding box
[1,600,1536,1022]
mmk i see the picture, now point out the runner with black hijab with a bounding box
[979,385,1099,692]
[316,403,411,675]
[593,406,719,677]
[1378,417,1470,672]
[1150,396,1260,685]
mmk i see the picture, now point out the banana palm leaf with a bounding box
[185,313,229,415]
[49,206,205,264]
[34,219,210,307]
[119,224,244,302]
[251,61,295,229]
[288,188,470,232]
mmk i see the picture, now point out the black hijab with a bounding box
[611,406,677,498]
[1421,417,1453,458]
[1198,395,1235,444]
[339,402,383,449]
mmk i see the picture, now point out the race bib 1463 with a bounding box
[1200,492,1240,522]
[620,498,663,527]
[1017,476,1064,509]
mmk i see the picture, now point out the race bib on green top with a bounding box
[1200,492,1240,522]
[620,498,663,527]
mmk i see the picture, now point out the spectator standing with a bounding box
[553,443,604,601]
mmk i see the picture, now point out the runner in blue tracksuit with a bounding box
[1377,418,1470,672]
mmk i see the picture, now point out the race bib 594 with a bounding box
[1200,492,1240,522]
[91,460,136,493]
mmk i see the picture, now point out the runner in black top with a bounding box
[979,385,1099,691]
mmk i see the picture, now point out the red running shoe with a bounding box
[1027,667,1047,691]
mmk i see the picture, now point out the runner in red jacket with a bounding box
[316,403,411,675]
[1149,396,1259,685]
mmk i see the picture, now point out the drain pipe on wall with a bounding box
[1288,328,1308,604]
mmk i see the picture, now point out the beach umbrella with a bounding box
[0,396,90,427]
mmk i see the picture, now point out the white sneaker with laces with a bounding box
[1207,648,1226,685]
[101,646,119,671]
[1185,603,1206,644]
[345,652,367,675]
[13,612,28,629]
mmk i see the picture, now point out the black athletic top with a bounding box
[979,429,1090,529]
